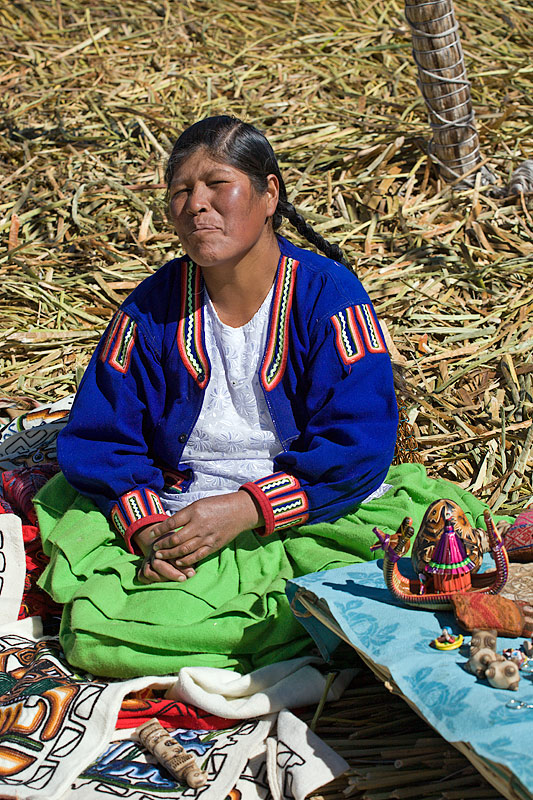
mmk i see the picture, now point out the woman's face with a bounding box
[168,148,279,269]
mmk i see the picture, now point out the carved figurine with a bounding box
[503,648,529,670]
[137,718,207,788]
[431,626,463,650]
[371,506,509,610]
[470,629,498,656]
[522,639,533,659]
[485,660,521,691]
[466,647,504,678]
[463,630,522,690]
[411,499,484,578]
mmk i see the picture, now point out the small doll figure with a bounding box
[432,626,464,651]
[503,648,529,670]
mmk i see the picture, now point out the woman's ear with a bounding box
[265,174,279,218]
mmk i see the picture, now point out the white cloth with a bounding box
[0,513,26,624]
[165,657,357,718]
[160,285,282,513]
[266,709,349,800]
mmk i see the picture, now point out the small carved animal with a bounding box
[470,629,497,657]
[466,647,503,678]
[411,499,484,578]
[485,660,520,691]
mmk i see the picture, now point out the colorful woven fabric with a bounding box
[451,593,526,637]
[425,520,474,575]
[504,505,533,562]
[117,691,234,731]
[0,463,62,621]
[2,463,59,525]
[18,521,63,621]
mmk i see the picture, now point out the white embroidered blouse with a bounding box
[159,285,282,513]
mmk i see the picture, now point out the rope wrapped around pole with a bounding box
[405,0,495,187]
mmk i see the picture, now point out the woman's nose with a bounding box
[186,184,209,214]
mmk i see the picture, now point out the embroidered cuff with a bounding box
[241,472,309,536]
[110,488,167,553]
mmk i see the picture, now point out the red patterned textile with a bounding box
[117,690,236,731]
[2,464,59,525]
[504,505,533,562]
[0,464,62,620]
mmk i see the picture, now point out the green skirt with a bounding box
[35,464,509,678]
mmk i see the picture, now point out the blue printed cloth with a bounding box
[287,560,533,797]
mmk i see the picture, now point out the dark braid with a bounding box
[277,199,350,268]
[165,115,351,269]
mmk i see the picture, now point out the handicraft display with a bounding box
[463,629,533,691]
[371,501,509,610]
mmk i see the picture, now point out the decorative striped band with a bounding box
[354,304,386,354]
[100,311,124,363]
[331,307,365,365]
[100,311,137,374]
[331,303,386,365]
[252,472,300,499]
[272,515,309,531]
[248,470,309,533]
[261,256,298,391]
[162,466,193,494]
[111,488,165,536]
[111,505,128,536]
[271,491,309,529]
[108,314,137,374]
[426,557,474,572]
[177,260,210,389]
[145,489,165,516]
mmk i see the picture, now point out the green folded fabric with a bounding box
[35,463,511,678]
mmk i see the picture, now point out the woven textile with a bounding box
[504,505,533,562]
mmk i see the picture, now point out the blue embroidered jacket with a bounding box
[57,236,398,551]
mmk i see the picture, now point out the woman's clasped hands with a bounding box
[134,490,263,583]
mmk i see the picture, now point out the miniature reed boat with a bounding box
[371,504,509,610]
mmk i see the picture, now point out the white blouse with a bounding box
[159,285,282,513]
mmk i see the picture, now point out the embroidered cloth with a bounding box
[0,617,348,800]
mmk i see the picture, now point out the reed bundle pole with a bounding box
[404,0,491,185]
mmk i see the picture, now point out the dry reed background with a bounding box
[0,2,532,797]
[1,0,532,515]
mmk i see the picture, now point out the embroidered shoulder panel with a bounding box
[100,311,137,374]
[177,261,210,389]
[261,256,298,392]
[331,303,386,365]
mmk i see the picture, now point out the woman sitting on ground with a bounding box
[36,115,504,678]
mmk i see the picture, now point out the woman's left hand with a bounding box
[140,490,263,579]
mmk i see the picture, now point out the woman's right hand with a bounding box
[133,525,196,583]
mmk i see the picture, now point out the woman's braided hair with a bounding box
[165,115,350,268]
